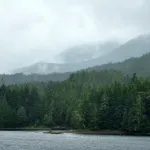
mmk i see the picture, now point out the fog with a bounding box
[0,0,150,73]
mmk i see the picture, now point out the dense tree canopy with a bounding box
[0,70,150,133]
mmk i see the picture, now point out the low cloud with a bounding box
[0,0,150,73]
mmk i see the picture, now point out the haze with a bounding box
[0,0,150,73]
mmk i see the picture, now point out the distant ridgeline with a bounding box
[0,72,71,85]
[1,52,150,85]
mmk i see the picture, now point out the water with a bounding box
[0,131,150,150]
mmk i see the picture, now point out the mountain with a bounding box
[84,34,150,66]
[89,52,150,76]
[13,34,150,74]
[13,42,119,74]
[4,51,150,85]
[57,42,119,63]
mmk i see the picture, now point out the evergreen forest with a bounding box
[0,70,150,134]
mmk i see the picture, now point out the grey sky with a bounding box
[0,0,150,73]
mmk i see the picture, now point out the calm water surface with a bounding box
[0,131,150,150]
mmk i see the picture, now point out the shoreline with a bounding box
[0,128,51,131]
[67,130,150,136]
[0,128,150,136]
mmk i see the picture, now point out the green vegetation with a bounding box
[90,53,150,76]
[0,72,70,85]
[0,70,150,134]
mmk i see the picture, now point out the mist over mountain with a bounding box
[57,42,119,63]
[13,34,150,74]
[1,0,150,73]
[4,51,150,85]
[13,62,76,75]
[1,50,150,86]
[84,34,150,66]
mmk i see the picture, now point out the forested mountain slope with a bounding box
[90,53,150,76]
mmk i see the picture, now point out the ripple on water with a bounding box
[0,131,150,150]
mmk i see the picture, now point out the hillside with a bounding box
[0,72,70,85]
[90,53,150,76]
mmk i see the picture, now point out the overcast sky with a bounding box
[0,0,150,73]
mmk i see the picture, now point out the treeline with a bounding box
[0,70,150,133]
[0,72,70,85]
